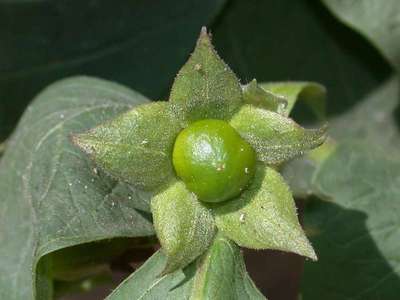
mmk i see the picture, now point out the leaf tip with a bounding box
[305,245,318,262]
[297,235,318,262]
[308,123,329,150]
[320,122,329,134]
[200,26,208,37]
[160,253,191,276]
[197,26,212,45]
[160,262,178,276]
[70,132,95,155]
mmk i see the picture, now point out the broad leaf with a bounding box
[323,0,400,68]
[189,234,266,300]
[105,251,186,300]
[169,28,243,124]
[0,0,227,140]
[261,82,326,120]
[214,164,317,260]
[151,181,216,273]
[0,77,154,300]
[107,237,265,300]
[301,142,400,299]
[73,102,181,190]
[328,76,400,155]
[230,104,327,165]
[283,76,400,199]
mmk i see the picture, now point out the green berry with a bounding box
[172,119,256,203]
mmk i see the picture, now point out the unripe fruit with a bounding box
[172,119,256,203]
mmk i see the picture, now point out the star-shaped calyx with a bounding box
[73,27,326,273]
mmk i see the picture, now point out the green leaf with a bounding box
[105,251,186,300]
[214,164,317,260]
[281,157,318,200]
[212,0,390,118]
[107,237,265,300]
[0,0,227,140]
[230,104,327,165]
[260,82,326,120]
[322,0,400,68]
[0,77,154,300]
[242,79,287,113]
[151,181,216,273]
[301,142,400,299]
[169,27,243,124]
[282,76,399,200]
[328,76,400,155]
[73,102,181,190]
[246,81,327,197]
[190,234,266,300]
[281,138,337,199]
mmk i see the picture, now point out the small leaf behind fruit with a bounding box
[261,81,326,119]
[214,164,317,260]
[242,79,287,113]
[169,27,243,124]
[230,104,327,165]
[151,181,216,273]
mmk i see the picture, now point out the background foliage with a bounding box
[0,0,399,299]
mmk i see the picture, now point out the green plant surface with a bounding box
[279,75,400,199]
[214,164,316,259]
[151,180,216,273]
[241,79,288,113]
[0,77,154,300]
[169,28,243,125]
[230,104,327,165]
[73,29,324,281]
[254,80,328,199]
[277,8,400,298]
[327,76,400,154]
[106,234,266,300]
[323,0,400,69]
[301,143,400,299]
[260,82,326,120]
[185,234,266,300]
[1,1,399,299]
[72,102,181,190]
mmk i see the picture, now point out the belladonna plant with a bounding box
[73,27,326,293]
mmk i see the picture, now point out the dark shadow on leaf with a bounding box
[302,200,400,300]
